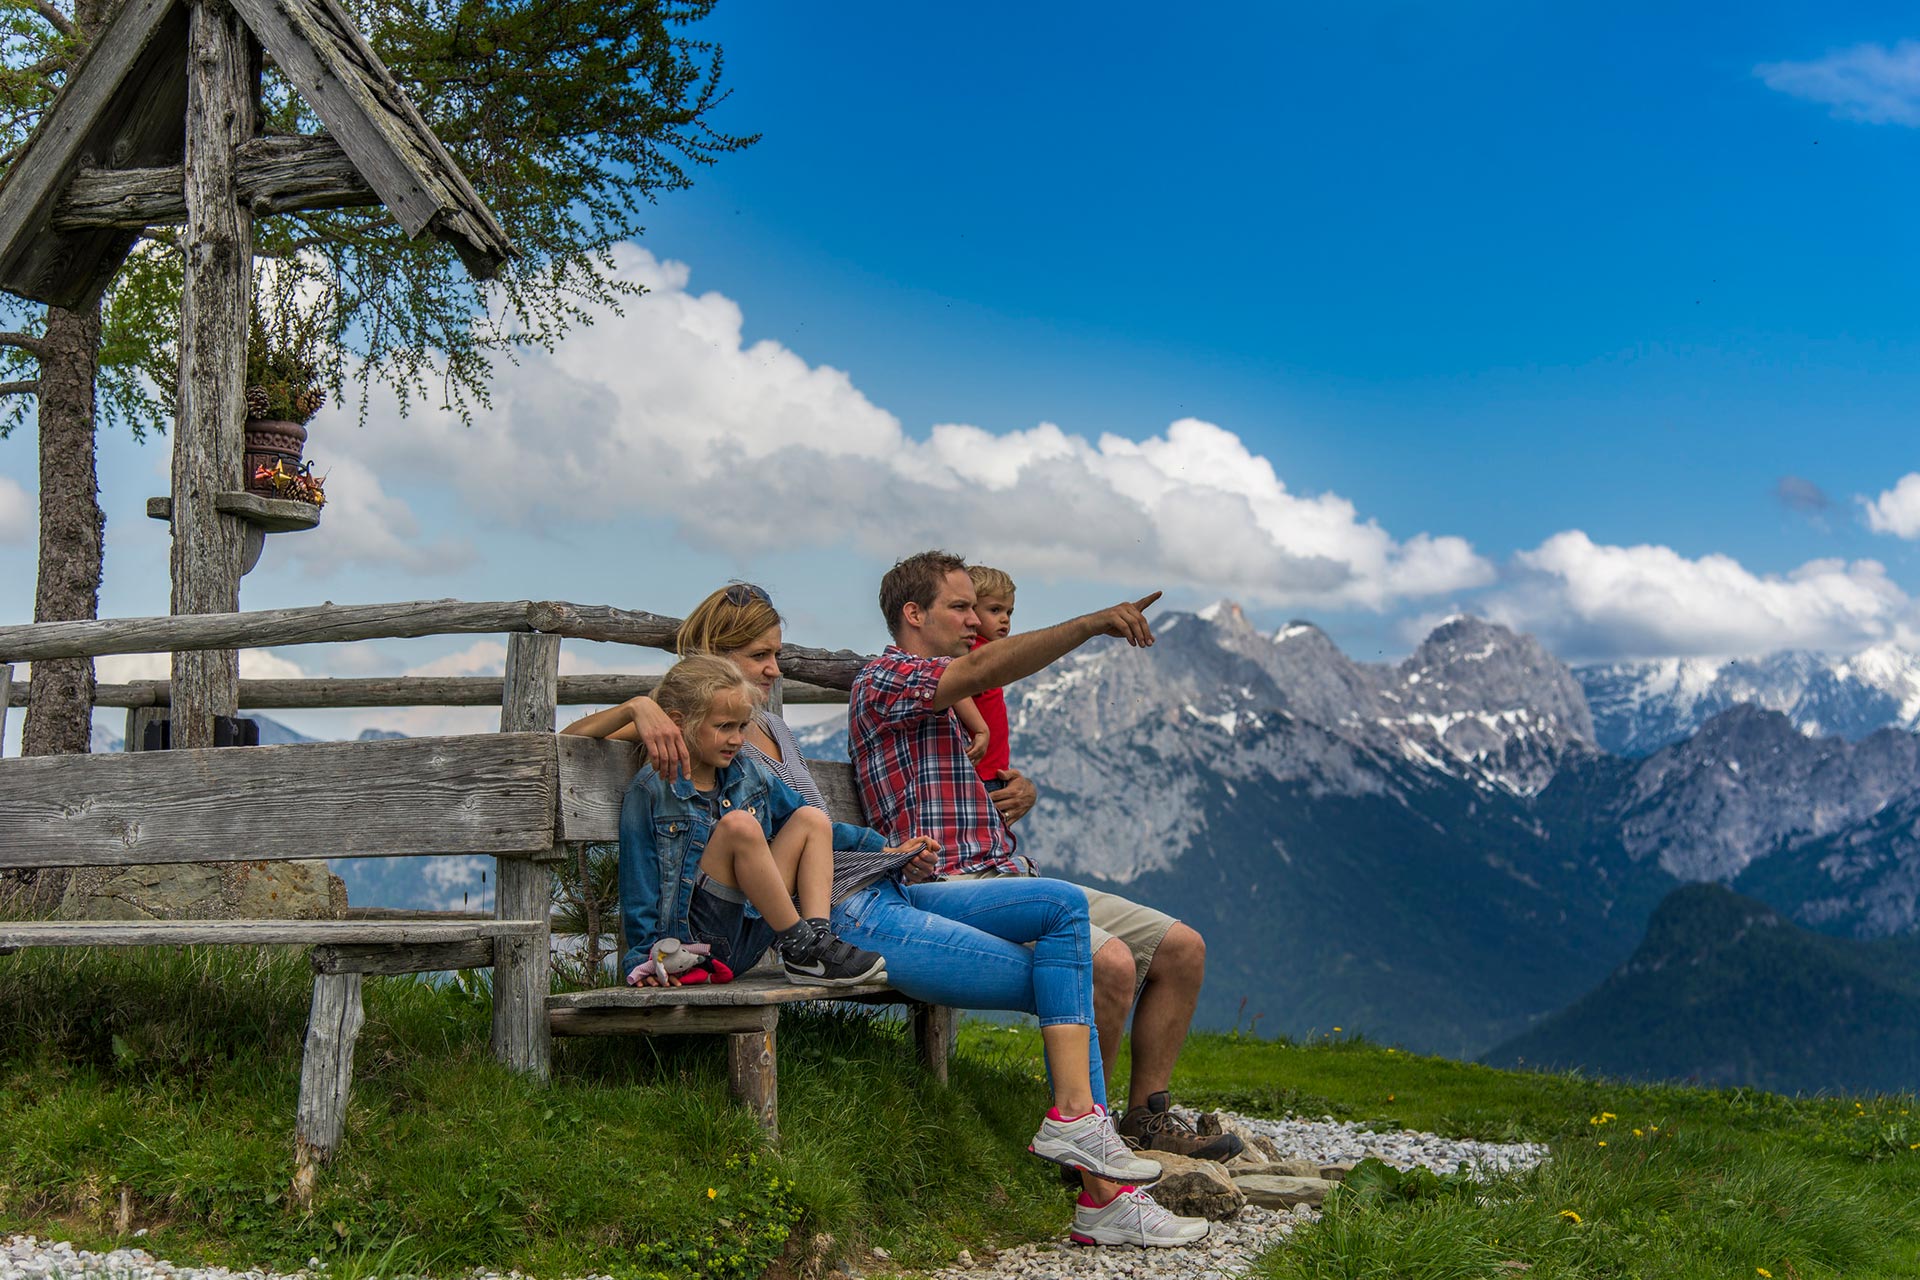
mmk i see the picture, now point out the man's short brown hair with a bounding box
[879,550,968,640]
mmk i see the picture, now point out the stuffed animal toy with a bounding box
[627,937,735,986]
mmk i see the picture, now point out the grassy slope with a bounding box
[2,950,1917,1279]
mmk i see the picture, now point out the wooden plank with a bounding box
[21,674,848,711]
[0,734,558,867]
[293,972,364,1201]
[556,735,639,842]
[223,0,510,276]
[149,492,322,532]
[729,1022,778,1138]
[492,632,557,1080]
[546,970,899,1011]
[549,1003,776,1037]
[807,760,867,827]
[170,0,258,749]
[54,134,378,230]
[0,663,10,754]
[0,918,538,949]
[311,937,494,975]
[0,0,188,308]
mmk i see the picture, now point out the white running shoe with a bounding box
[1028,1106,1163,1184]
[1070,1185,1211,1248]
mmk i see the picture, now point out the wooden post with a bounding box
[125,705,166,753]
[728,1016,778,1138]
[912,1004,957,1085]
[493,631,557,1079]
[292,971,363,1203]
[0,663,11,753]
[170,0,255,749]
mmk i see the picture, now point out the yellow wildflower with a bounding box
[1757,1269,1772,1278]
[1633,1129,1644,1137]
[1333,1026,1343,1032]
[1560,1210,1582,1224]
[706,1188,717,1200]
[1597,1140,1607,1147]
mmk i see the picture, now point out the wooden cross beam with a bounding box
[53,135,378,230]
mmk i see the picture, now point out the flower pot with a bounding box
[244,419,308,494]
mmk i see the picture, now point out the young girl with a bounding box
[617,654,887,987]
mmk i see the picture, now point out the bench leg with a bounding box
[912,1004,957,1084]
[728,1012,778,1140]
[491,858,552,1081]
[293,972,364,1204]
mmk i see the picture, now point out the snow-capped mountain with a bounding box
[1578,645,1920,756]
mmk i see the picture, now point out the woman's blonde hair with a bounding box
[677,583,783,656]
[654,654,761,738]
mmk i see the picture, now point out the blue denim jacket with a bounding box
[618,754,887,973]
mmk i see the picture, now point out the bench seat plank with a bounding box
[0,734,559,867]
[546,970,902,1011]
[0,918,542,950]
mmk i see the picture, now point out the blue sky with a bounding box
[6,0,1920,738]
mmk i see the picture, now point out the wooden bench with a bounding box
[0,707,950,1161]
[0,729,565,1195]
[0,608,944,1171]
[548,734,956,1139]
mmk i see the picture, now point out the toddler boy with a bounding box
[967,565,1016,789]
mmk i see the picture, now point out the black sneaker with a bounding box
[1115,1092,1244,1162]
[777,920,886,986]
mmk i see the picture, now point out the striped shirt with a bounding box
[742,710,918,904]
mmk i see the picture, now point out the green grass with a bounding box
[2,955,1918,1278]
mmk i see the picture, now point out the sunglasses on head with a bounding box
[724,583,772,607]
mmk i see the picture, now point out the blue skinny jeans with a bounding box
[830,874,1105,1108]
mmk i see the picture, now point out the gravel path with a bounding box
[3,1113,1547,1280]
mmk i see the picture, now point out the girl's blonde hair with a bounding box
[653,654,761,738]
[677,583,783,656]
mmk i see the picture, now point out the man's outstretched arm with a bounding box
[931,592,1161,710]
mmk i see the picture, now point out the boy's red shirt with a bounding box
[969,633,1012,780]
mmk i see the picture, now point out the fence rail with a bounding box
[0,598,870,689]
[7,674,851,709]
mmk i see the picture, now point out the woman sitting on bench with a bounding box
[560,584,1208,1248]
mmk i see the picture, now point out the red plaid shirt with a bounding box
[851,646,1021,876]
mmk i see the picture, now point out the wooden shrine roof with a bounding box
[0,0,511,310]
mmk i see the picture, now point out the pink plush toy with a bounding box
[627,936,735,986]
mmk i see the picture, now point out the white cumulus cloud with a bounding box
[1862,473,1920,538]
[344,247,1490,610]
[1486,530,1915,660]
[0,474,30,544]
[1756,41,1920,126]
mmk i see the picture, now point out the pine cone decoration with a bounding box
[245,384,270,419]
[292,387,326,420]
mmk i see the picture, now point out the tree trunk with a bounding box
[10,300,104,913]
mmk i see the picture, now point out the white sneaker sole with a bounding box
[782,959,886,987]
[1069,1220,1210,1247]
[1027,1137,1163,1186]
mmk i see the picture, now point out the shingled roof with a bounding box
[0,0,511,310]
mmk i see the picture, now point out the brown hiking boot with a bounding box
[1114,1092,1245,1162]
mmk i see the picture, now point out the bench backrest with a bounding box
[556,736,867,842]
[0,734,558,868]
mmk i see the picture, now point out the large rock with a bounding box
[1199,1112,1285,1163]
[1137,1151,1245,1221]
[1229,1158,1325,1179]
[58,859,346,921]
[1233,1174,1337,1209]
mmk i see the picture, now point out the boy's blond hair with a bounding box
[653,654,760,739]
[967,564,1016,601]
